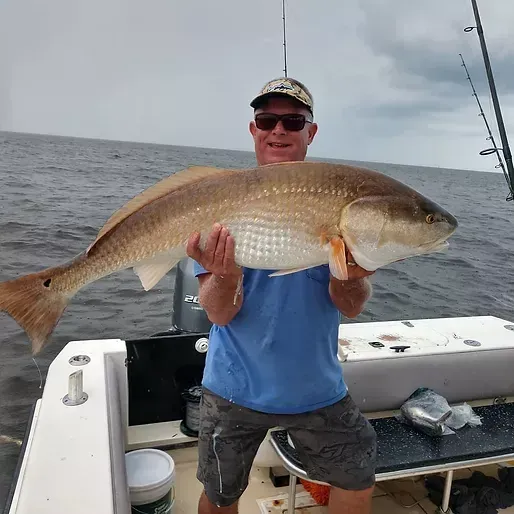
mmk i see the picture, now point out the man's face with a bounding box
[249,97,318,165]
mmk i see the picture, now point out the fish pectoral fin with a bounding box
[328,237,348,281]
[133,250,183,291]
[268,265,315,277]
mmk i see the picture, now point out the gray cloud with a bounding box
[358,1,514,122]
[1,0,513,172]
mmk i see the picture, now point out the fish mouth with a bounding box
[429,240,449,252]
[418,221,457,252]
[419,238,451,253]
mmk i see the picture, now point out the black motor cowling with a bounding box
[169,257,212,334]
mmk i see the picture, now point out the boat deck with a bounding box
[168,446,514,514]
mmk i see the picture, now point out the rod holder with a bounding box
[62,370,88,406]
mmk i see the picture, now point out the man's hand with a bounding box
[329,250,374,318]
[186,223,243,326]
[186,223,241,279]
[345,251,375,281]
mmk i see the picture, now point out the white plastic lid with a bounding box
[125,449,175,491]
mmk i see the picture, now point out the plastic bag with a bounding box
[397,387,454,436]
[396,387,482,437]
[446,402,482,430]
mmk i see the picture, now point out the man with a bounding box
[186,77,377,514]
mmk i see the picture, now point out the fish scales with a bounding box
[87,163,344,274]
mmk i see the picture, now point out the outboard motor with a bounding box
[152,257,213,336]
[172,257,212,333]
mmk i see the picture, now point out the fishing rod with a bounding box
[282,0,288,77]
[459,53,512,200]
[464,0,514,201]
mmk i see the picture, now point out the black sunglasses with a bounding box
[254,113,312,131]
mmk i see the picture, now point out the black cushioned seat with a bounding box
[270,403,514,514]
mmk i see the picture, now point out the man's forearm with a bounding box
[329,276,372,318]
[198,272,243,326]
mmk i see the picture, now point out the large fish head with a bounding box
[339,194,458,271]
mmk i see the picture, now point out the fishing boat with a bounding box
[3,298,514,514]
[3,1,514,514]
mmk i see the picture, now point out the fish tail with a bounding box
[0,268,73,355]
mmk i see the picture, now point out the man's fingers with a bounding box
[203,223,222,264]
[186,232,202,261]
[223,235,237,274]
[349,267,375,280]
[214,227,229,265]
[345,248,374,279]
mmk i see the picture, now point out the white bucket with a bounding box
[125,449,176,514]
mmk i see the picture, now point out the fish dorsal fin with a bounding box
[87,166,234,254]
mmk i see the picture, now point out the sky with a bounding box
[0,0,513,172]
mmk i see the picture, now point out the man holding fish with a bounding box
[187,77,379,514]
[0,76,457,513]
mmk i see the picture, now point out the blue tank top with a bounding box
[194,262,347,414]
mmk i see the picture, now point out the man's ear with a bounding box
[307,122,318,145]
[249,120,257,138]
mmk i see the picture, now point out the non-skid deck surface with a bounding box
[272,403,514,476]
[374,403,514,473]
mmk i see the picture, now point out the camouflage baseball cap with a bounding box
[250,77,313,114]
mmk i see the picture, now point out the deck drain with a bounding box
[463,339,481,347]
[504,325,514,332]
[195,338,209,353]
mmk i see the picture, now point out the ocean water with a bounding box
[0,130,513,508]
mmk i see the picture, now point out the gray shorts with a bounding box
[196,387,377,507]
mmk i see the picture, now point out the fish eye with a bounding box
[426,214,435,224]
